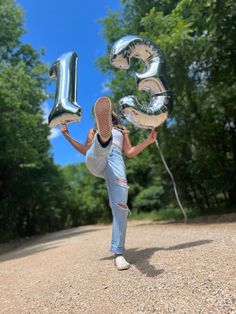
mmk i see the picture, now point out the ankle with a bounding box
[97,134,112,147]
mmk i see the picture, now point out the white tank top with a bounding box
[112,128,123,150]
[93,127,123,150]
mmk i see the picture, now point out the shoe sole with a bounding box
[94,96,112,142]
[117,264,130,270]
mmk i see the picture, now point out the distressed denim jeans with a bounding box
[85,134,131,254]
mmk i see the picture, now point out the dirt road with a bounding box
[0,219,235,313]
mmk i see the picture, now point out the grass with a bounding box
[99,206,236,225]
[128,207,200,222]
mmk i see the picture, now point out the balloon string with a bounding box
[154,139,188,224]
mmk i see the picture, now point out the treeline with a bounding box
[97,0,236,213]
[0,0,66,241]
[0,0,235,242]
[0,0,111,242]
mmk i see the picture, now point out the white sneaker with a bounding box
[114,255,130,270]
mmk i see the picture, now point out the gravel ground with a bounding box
[0,219,235,314]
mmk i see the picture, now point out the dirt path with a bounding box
[0,220,235,313]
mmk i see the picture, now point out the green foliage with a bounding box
[62,163,112,225]
[0,0,24,59]
[128,206,196,222]
[133,185,164,212]
[1,0,236,242]
[0,0,69,241]
[97,0,236,215]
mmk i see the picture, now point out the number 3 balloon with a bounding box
[48,51,82,128]
[110,35,173,129]
[111,35,187,223]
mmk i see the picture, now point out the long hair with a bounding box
[111,111,125,131]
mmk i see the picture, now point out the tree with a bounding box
[62,164,112,225]
[0,0,68,241]
[97,0,236,214]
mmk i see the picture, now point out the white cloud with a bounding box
[41,101,61,140]
[101,79,110,93]
[49,127,61,140]
[41,101,50,124]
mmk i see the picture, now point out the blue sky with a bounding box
[16,0,122,165]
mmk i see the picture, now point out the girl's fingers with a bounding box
[61,125,67,132]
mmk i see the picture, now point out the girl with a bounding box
[61,96,157,270]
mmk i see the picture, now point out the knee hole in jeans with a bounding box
[115,177,129,188]
[117,203,129,211]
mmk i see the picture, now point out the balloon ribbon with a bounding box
[154,139,188,224]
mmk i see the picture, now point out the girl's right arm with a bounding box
[61,124,95,156]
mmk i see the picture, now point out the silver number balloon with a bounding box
[110,35,173,129]
[48,51,82,128]
[111,36,187,223]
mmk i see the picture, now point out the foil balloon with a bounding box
[48,51,82,128]
[110,35,173,129]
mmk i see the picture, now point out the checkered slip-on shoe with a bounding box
[94,96,113,143]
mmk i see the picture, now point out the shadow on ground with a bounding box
[0,227,104,262]
[101,239,213,277]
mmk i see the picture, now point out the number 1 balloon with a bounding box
[110,35,187,223]
[48,51,82,128]
[110,35,173,129]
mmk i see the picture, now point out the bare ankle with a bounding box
[97,134,112,147]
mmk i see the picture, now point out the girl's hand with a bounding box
[146,129,157,144]
[61,124,69,136]
[121,125,129,133]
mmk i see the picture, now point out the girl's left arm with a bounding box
[123,128,157,158]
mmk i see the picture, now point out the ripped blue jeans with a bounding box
[86,134,131,254]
